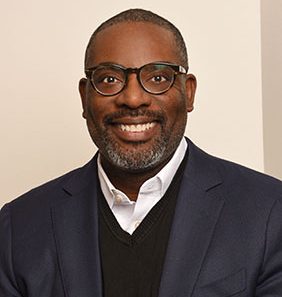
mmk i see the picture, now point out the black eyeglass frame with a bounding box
[84,62,188,96]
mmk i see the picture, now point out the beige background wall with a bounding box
[0,0,279,208]
[261,0,282,179]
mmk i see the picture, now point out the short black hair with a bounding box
[84,8,188,69]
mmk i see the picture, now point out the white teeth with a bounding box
[120,122,155,132]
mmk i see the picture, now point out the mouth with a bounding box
[109,119,160,143]
[103,110,164,143]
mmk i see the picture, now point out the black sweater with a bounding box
[98,155,187,297]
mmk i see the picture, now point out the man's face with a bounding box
[79,22,196,173]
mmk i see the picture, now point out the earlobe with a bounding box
[79,78,88,119]
[185,74,197,112]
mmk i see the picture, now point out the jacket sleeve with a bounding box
[256,197,282,296]
[0,204,23,297]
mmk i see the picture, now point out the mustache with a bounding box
[104,109,166,124]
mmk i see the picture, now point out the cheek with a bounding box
[162,92,188,125]
[85,95,108,123]
[84,100,105,136]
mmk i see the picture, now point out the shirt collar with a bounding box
[97,137,188,208]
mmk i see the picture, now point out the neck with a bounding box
[100,156,172,201]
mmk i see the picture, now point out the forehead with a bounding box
[87,22,180,68]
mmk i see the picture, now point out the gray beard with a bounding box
[101,133,169,172]
[88,107,186,172]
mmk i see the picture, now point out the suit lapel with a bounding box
[159,140,225,297]
[51,157,103,297]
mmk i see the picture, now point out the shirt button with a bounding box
[115,194,123,204]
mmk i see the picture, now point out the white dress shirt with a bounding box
[97,137,188,234]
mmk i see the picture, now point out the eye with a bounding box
[142,68,173,85]
[93,67,124,86]
[151,75,168,83]
[102,76,119,84]
[96,74,123,85]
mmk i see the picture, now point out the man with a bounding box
[0,8,281,297]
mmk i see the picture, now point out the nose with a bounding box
[115,74,152,109]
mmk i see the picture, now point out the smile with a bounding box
[119,122,156,132]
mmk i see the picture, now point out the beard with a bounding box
[101,130,168,171]
[87,108,186,172]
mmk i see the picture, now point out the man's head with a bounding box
[79,9,196,174]
[84,9,189,70]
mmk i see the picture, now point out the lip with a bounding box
[110,116,158,125]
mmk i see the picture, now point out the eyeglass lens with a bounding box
[91,64,175,95]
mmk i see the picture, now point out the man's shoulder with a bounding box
[4,156,98,212]
[213,153,281,193]
[188,139,282,203]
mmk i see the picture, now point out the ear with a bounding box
[185,74,197,112]
[79,78,88,119]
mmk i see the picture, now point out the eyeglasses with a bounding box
[85,62,188,96]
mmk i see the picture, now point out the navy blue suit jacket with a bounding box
[1,139,282,297]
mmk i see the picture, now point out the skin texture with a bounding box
[79,22,196,200]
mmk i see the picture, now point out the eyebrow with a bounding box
[86,60,179,70]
